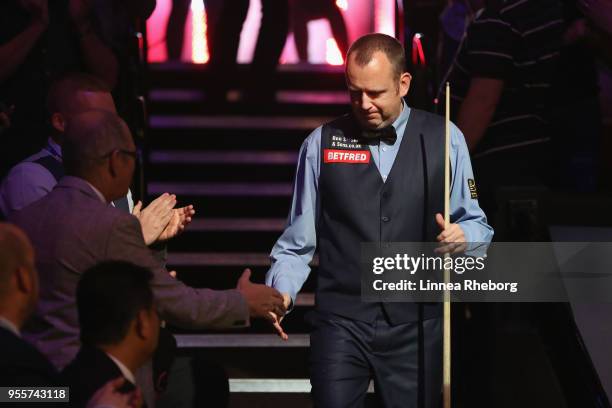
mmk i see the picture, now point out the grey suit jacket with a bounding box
[10,176,249,370]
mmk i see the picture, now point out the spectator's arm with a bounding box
[105,214,251,329]
[70,0,118,88]
[0,20,47,83]
[456,77,504,151]
[76,21,119,89]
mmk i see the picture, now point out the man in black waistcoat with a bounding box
[265,33,493,408]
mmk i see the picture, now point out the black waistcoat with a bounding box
[317,108,446,324]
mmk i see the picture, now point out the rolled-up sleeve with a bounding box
[265,128,321,304]
[449,123,494,243]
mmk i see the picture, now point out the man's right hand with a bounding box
[237,268,286,320]
[269,293,291,341]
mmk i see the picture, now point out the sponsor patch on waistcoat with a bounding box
[324,149,371,164]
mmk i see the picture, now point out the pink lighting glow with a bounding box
[190,0,209,63]
[374,0,395,36]
[336,0,348,11]
[325,38,344,66]
[146,0,390,64]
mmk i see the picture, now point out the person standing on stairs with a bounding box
[266,33,493,407]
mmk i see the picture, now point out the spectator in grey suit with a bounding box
[9,110,286,372]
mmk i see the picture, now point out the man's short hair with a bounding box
[46,72,110,115]
[347,33,406,80]
[62,110,132,176]
[77,261,154,346]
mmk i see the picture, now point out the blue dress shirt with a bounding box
[265,103,494,304]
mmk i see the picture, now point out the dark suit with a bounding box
[61,346,135,408]
[0,326,65,408]
[0,326,59,387]
[10,176,249,370]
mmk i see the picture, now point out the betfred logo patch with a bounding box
[324,149,371,164]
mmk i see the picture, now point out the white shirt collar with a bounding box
[84,181,107,203]
[105,353,136,384]
[0,316,20,337]
[46,138,62,160]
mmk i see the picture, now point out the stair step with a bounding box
[149,150,298,165]
[149,182,293,197]
[149,90,348,105]
[187,218,285,232]
[228,379,374,394]
[175,334,309,348]
[171,266,317,294]
[148,128,309,151]
[149,62,346,90]
[150,115,333,130]
[147,195,291,218]
[167,253,318,267]
[147,163,296,183]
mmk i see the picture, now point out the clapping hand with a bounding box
[157,204,195,242]
[132,193,176,245]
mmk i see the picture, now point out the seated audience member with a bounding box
[0,73,195,247]
[0,0,118,176]
[0,222,140,408]
[9,110,285,372]
[62,261,159,408]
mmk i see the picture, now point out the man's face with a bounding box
[346,52,411,130]
[114,135,137,199]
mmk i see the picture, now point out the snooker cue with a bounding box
[443,82,452,408]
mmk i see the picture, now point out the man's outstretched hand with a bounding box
[435,213,467,254]
[269,293,292,341]
[237,269,287,320]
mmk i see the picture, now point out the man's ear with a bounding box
[50,113,66,133]
[399,72,412,98]
[108,150,120,178]
[14,266,33,296]
[135,309,152,340]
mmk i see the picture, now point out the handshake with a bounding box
[236,268,291,340]
[136,193,291,340]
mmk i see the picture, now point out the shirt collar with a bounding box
[106,353,136,384]
[46,138,63,160]
[83,180,107,203]
[0,316,20,338]
[387,99,411,147]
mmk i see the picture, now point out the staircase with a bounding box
[145,63,361,407]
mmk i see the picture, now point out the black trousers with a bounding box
[309,309,442,408]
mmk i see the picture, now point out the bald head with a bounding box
[47,73,113,116]
[62,110,134,177]
[0,223,34,298]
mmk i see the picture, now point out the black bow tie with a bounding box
[360,126,398,145]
